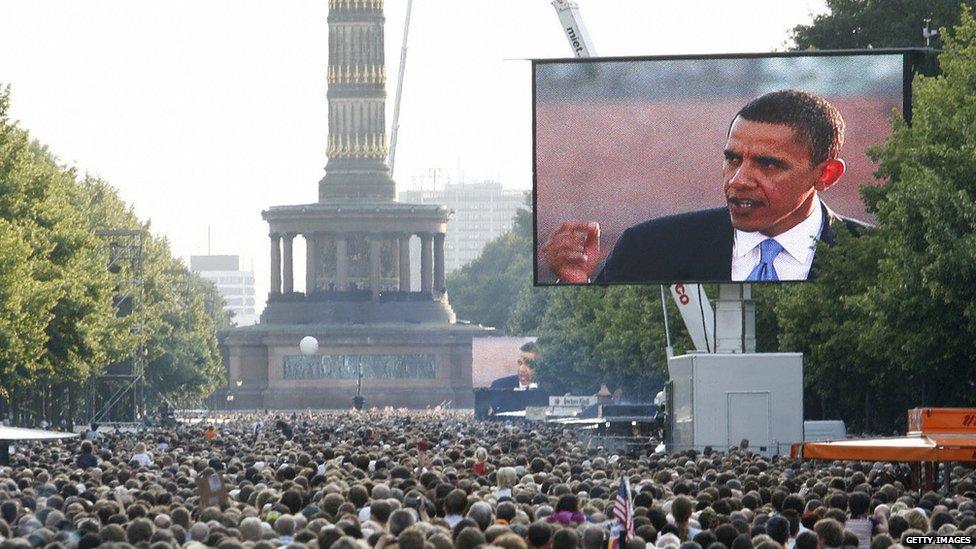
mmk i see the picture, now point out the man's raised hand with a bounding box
[541,221,600,283]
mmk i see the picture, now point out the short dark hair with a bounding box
[444,489,468,515]
[794,530,819,549]
[765,515,790,545]
[552,528,580,549]
[849,491,871,516]
[527,521,553,548]
[814,518,845,548]
[733,89,845,166]
[520,341,538,353]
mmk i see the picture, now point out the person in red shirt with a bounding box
[473,446,488,476]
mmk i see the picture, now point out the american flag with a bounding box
[612,476,634,541]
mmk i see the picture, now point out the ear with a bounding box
[814,159,845,192]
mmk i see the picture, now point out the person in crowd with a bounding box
[496,466,518,500]
[129,441,152,467]
[546,494,586,527]
[75,440,98,469]
[672,494,699,541]
[0,410,972,549]
[845,491,874,549]
[473,446,489,476]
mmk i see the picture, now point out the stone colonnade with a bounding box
[268,231,445,300]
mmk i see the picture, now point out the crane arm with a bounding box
[550,1,596,57]
[547,0,714,352]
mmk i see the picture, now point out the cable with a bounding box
[697,284,710,352]
[660,285,672,357]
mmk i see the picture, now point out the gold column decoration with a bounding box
[371,133,381,157]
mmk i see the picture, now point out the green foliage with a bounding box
[447,193,545,333]
[771,8,976,432]
[532,285,690,399]
[0,84,224,423]
[791,0,972,49]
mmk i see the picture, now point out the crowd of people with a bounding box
[0,411,974,549]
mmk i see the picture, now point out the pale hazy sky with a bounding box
[0,0,826,311]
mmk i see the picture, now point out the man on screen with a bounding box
[542,89,871,283]
[490,342,539,390]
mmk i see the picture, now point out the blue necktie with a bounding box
[746,238,783,281]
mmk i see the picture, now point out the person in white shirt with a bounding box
[543,89,871,284]
[130,442,153,467]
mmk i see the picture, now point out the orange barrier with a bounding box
[791,434,976,462]
[791,408,976,463]
[908,408,976,434]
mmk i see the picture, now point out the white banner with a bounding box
[669,283,714,352]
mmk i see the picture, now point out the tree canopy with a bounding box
[447,194,546,334]
[0,85,228,426]
[771,7,976,432]
[790,0,974,49]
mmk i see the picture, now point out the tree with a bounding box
[772,8,976,432]
[790,0,973,49]
[0,88,127,423]
[862,8,976,411]
[447,193,538,332]
[532,285,691,399]
[0,83,226,424]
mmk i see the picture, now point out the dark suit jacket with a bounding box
[489,374,567,395]
[594,202,871,283]
[489,374,520,390]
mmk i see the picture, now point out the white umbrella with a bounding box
[0,426,79,441]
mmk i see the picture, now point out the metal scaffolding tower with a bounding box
[87,229,146,426]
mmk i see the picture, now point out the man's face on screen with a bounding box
[517,350,536,386]
[722,117,822,236]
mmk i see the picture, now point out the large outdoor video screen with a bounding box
[534,51,913,285]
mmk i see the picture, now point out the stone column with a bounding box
[336,234,348,291]
[420,232,433,294]
[434,232,446,293]
[269,233,281,296]
[369,233,382,302]
[398,234,411,292]
[305,233,317,294]
[282,233,295,294]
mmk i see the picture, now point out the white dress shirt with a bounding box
[731,195,824,281]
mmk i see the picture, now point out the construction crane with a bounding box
[548,0,715,353]
[550,0,596,57]
[388,0,414,174]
